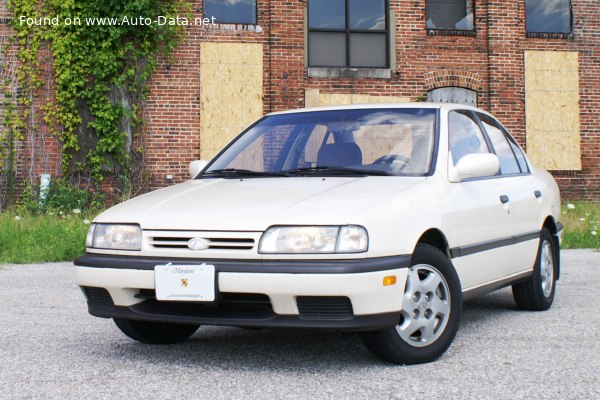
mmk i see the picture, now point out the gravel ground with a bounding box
[0,249,599,399]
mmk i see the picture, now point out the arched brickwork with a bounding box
[424,69,483,92]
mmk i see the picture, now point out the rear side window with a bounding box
[507,136,529,173]
[448,111,490,165]
[477,114,521,175]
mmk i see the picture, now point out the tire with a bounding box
[512,228,557,311]
[360,244,462,365]
[113,319,200,344]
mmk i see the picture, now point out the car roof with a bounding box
[266,102,487,116]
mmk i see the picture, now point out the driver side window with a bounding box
[448,111,490,165]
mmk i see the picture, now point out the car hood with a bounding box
[96,177,426,231]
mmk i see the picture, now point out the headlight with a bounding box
[87,224,142,251]
[336,225,369,253]
[259,225,368,254]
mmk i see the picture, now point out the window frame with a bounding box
[525,0,573,37]
[425,0,477,37]
[200,108,441,178]
[307,0,390,69]
[448,110,492,168]
[475,113,522,176]
[203,0,258,25]
[448,110,531,182]
[473,112,531,177]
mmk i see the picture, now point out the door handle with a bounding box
[499,195,510,204]
[534,190,542,198]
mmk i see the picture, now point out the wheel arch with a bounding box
[414,229,451,260]
[542,215,561,281]
[542,215,558,235]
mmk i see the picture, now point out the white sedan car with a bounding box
[76,103,562,364]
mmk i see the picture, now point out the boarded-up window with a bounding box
[304,89,410,108]
[428,87,477,106]
[200,43,264,160]
[524,50,581,170]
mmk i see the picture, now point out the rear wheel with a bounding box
[360,244,462,364]
[512,228,557,311]
[113,319,200,344]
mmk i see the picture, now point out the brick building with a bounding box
[1,0,599,201]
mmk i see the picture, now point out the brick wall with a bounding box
[3,0,600,201]
[143,1,271,188]
[1,3,62,193]
[254,0,597,200]
[528,0,600,200]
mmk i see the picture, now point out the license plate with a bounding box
[154,263,216,302]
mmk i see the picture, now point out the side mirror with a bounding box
[189,160,209,179]
[449,153,500,182]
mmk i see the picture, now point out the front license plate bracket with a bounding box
[154,263,216,302]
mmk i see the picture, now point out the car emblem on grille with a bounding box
[187,238,209,251]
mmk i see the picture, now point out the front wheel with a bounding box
[113,318,200,344]
[512,228,557,311]
[360,244,462,364]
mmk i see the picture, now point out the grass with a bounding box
[0,211,90,265]
[560,202,600,250]
[0,202,598,265]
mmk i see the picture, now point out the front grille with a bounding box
[220,293,271,307]
[82,287,114,307]
[136,289,156,300]
[297,296,354,320]
[132,293,274,319]
[147,234,255,251]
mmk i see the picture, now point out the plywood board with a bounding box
[304,89,410,108]
[524,50,581,170]
[200,43,263,159]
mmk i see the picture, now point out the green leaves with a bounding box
[5,0,188,197]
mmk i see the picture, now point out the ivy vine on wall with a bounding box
[5,0,188,199]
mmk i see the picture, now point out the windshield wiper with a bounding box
[203,166,392,178]
[201,168,289,178]
[282,166,392,176]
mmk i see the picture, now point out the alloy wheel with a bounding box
[397,264,451,347]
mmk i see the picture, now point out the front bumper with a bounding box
[75,254,411,331]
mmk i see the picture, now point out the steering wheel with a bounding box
[372,154,411,165]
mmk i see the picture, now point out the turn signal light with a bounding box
[383,276,397,286]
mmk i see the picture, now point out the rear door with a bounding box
[476,113,542,275]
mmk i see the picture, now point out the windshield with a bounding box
[202,108,437,178]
